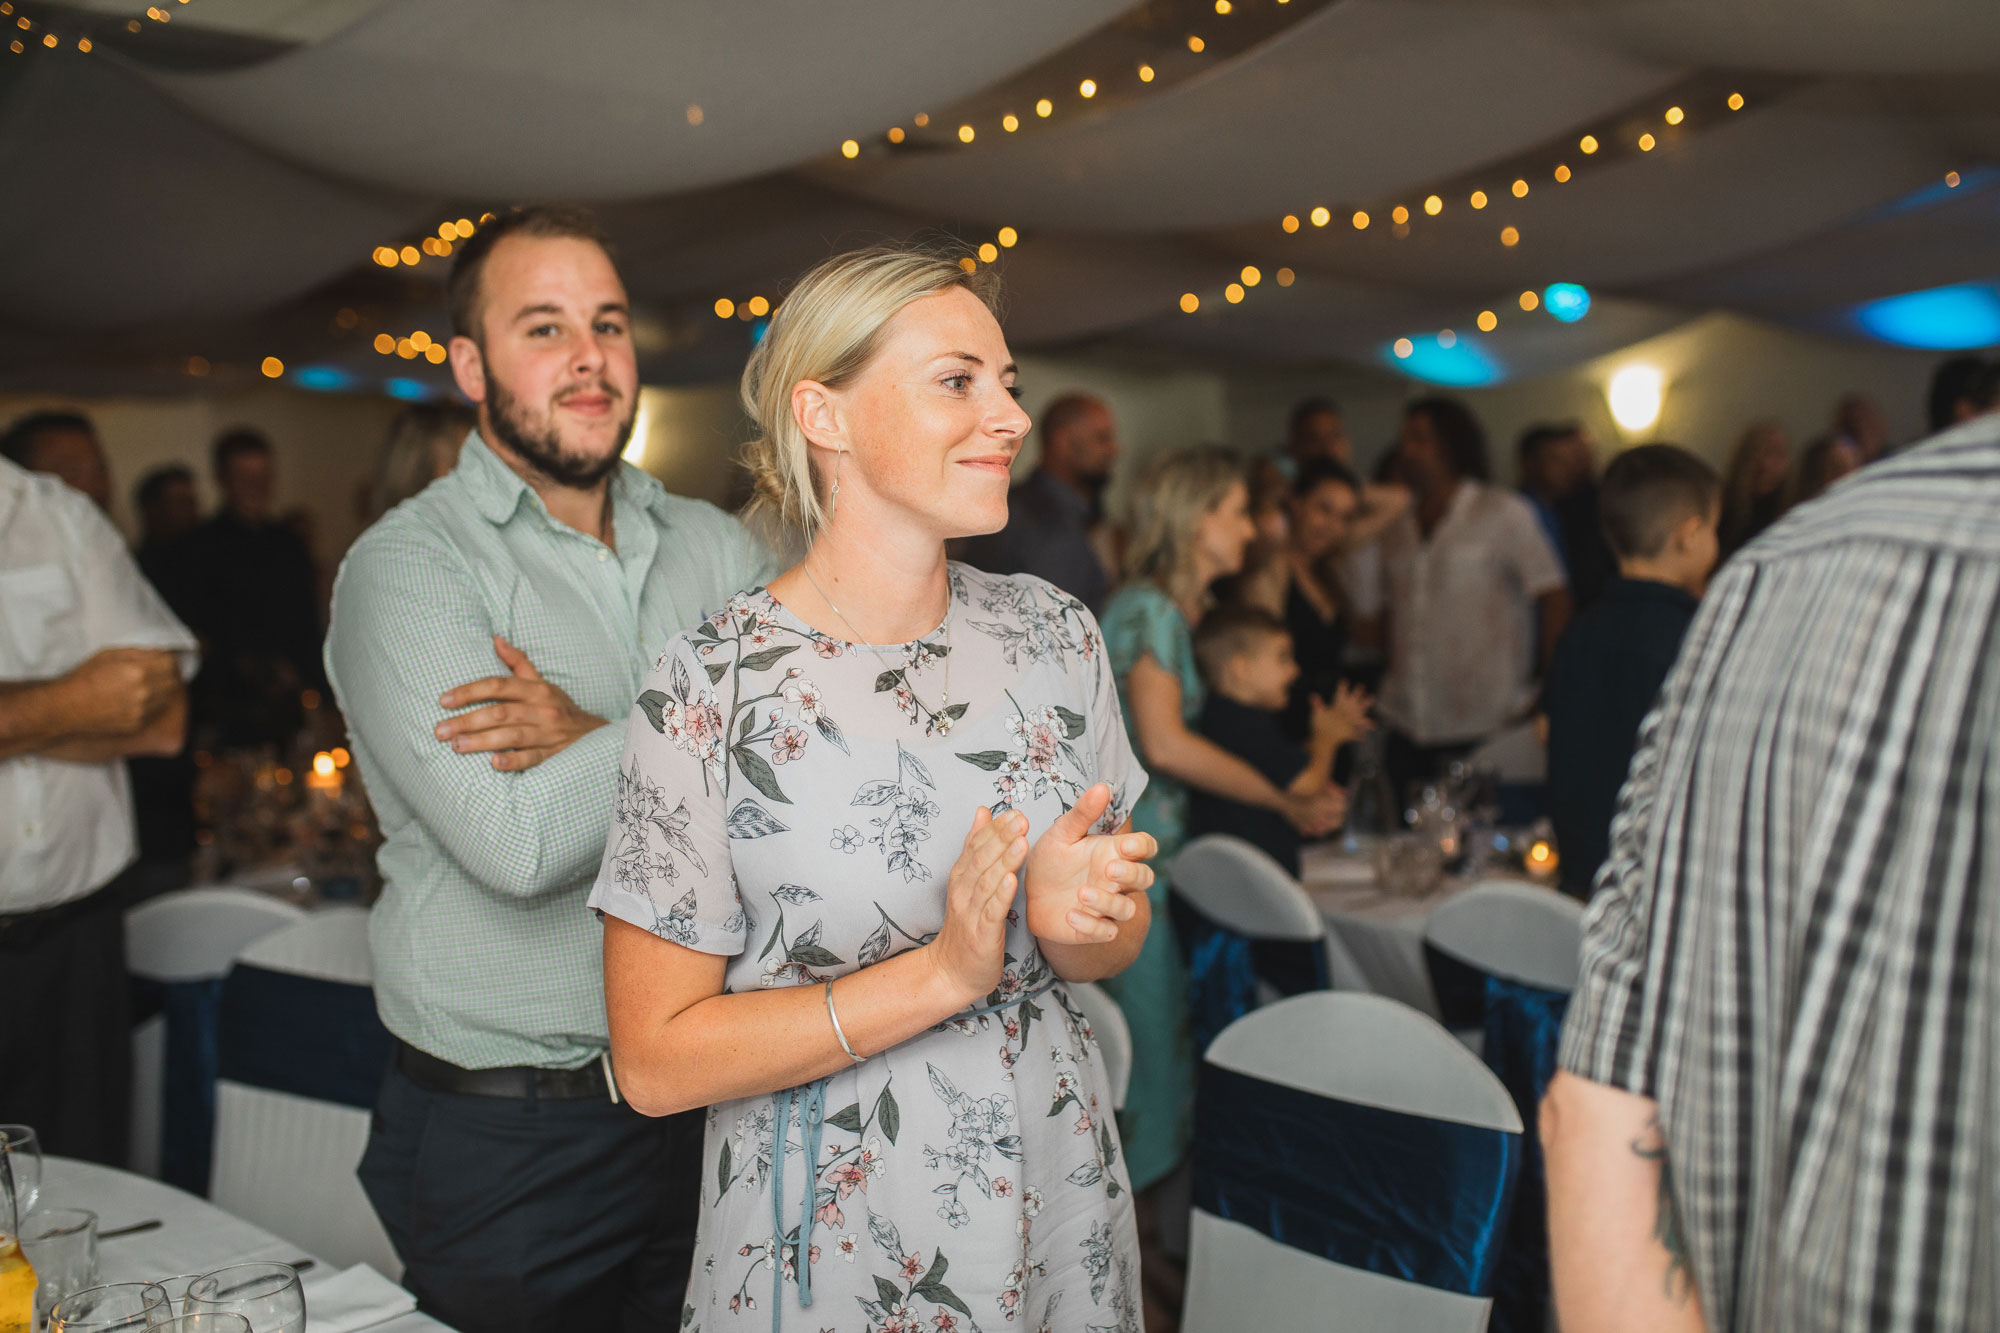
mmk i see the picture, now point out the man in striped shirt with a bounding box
[1544,413,2000,1331]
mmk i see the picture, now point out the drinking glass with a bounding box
[149,1317,251,1333]
[0,1128,41,1220]
[0,1152,31,1333]
[1372,832,1444,898]
[20,1208,98,1329]
[141,1276,203,1322]
[182,1264,305,1333]
[48,1282,157,1331]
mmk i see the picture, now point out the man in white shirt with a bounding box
[1367,397,1570,793]
[0,448,198,1163]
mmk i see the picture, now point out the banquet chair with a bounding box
[125,888,308,1186]
[1184,992,1523,1332]
[1065,981,1131,1110]
[1423,881,1585,1333]
[210,906,400,1278]
[1170,835,1331,1052]
[1464,722,1549,825]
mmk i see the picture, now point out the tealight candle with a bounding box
[305,751,343,796]
[1526,840,1558,878]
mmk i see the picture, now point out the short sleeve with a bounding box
[587,634,748,954]
[1102,585,1191,688]
[63,486,198,678]
[1339,541,1384,619]
[1076,601,1149,832]
[1502,494,1568,599]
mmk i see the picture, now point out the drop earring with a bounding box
[828,452,843,524]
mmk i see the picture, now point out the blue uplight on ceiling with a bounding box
[1854,282,2000,350]
[1543,282,1591,323]
[1382,334,1504,387]
[292,364,356,393]
[383,377,434,402]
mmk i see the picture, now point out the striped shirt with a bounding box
[326,432,776,1070]
[1559,414,2000,1331]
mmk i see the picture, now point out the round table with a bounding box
[38,1157,448,1332]
[1300,842,1473,1019]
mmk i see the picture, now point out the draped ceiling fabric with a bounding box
[2,0,1997,395]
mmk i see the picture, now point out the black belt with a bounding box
[394,1039,613,1102]
[0,880,121,951]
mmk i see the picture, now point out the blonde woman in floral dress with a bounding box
[593,247,1156,1333]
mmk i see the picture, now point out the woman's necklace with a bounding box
[801,562,956,735]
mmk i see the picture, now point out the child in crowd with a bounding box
[1542,443,1721,899]
[1187,605,1373,875]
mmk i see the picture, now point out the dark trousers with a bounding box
[359,1065,703,1333]
[0,877,132,1164]
[1382,730,1479,811]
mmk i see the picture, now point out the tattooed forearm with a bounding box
[1630,1114,1694,1303]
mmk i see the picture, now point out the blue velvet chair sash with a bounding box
[217,963,394,1111]
[1172,896,1329,1055]
[132,975,227,1196]
[1422,941,1571,1333]
[1193,1063,1519,1296]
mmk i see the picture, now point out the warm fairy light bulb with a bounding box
[1035,99,1053,118]
[997,227,1018,247]
[1310,206,1331,227]
[425,344,447,364]
[1470,190,1488,210]
[1393,338,1413,359]
[1179,292,1200,313]
[1580,134,1599,154]
[1945,171,1961,188]
[714,298,734,319]
[1437,329,1457,348]
[1727,92,1745,110]
[957,124,975,143]
[1554,164,1571,182]
[399,245,419,265]
[978,243,998,263]
[1187,34,1205,52]
[1511,178,1529,198]
[1518,289,1538,310]
[1391,205,1409,224]
[1476,310,1497,332]
[841,139,860,158]
[1424,195,1442,215]
[1079,79,1096,98]
[260,357,284,378]
[1225,283,1245,304]
[887,126,905,143]
[1138,64,1155,82]
[1665,105,1684,125]
[374,333,395,353]
[1638,133,1656,151]
[1002,113,1019,132]
[748,296,770,317]
[1500,226,1520,247]
[1352,210,1370,230]
[1240,266,1261,287]
[1282,214,1300,233]
[1276,267,1295,286]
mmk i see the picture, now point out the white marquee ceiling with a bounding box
[0,0,1995,397]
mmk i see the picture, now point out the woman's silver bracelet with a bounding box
[825,978,866,1064]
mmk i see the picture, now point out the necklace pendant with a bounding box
[937,713,953,736]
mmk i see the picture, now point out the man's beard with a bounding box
[483,372,631,489]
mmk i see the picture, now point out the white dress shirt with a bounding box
[1373,480,1566,746]
[0,457,198,912]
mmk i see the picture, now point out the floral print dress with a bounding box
[589,565,1147,1333]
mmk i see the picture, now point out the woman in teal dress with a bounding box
[1097,446,1349,1194]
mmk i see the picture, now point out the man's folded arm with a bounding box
[328,534,622,898]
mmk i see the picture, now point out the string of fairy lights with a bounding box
[5,0,194,56]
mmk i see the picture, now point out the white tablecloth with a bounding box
[1300,843,1471,1019]
[40,1157,448,1333]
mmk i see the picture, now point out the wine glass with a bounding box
[0,1127,41,1219]
[183,1263,306,1333]
[48,1281,158,1331]
[151,1317,252,1333]
[142,1275,205,1321]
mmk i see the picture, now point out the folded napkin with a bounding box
[302,1264,418,1333]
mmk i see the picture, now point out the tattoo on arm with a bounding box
[1630,1114,1694,1304]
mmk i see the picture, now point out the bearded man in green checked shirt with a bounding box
[325,205,777,1333]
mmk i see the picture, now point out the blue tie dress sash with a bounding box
[131,976,227,1196]
[763,978,1060,1333]
[1422,941,1571,1333]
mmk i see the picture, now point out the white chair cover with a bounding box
[124,888,306,1179]
[1464,722,1546,784]
[1065,981,1131,1111]
[1183,992,1522,1333]
[209,907,400,1279]
[1423,880,1584,993]
[1171,834,1324,941]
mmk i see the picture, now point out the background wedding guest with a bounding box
[1787,430,1863,506]
[1832,390,1892,463]
[364,402,477,521]
[1544,412,2000,1333]
[1716,418,1791,560]
[1923,353,1994,433]
[958,391,1121,610]
[1099,446,1345,1237]
[1276,395,1350,476]
[1363,397,1569,793]
[1517,421,1614,611]
[179,428,325,748]
[1541,444,1718,901]
[325,205,775,1333]
[0,409,113,512]
[0,450,196,1163]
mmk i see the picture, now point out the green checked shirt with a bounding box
[325,432,777,1070]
